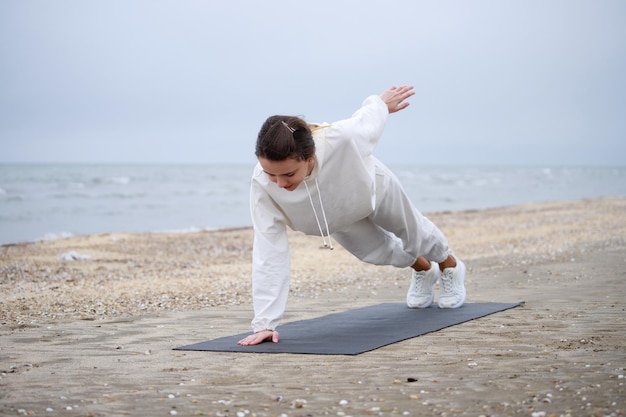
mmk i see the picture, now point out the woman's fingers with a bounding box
[237,330,280,346]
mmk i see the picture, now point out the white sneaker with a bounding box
[438,255,466,309]
[407,262,440,308]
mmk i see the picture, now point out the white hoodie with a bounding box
[249,95,389,332]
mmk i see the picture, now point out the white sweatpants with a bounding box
[332,162,449,268]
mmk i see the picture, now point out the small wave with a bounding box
[90,176,132,185]
[50,191,147,200]
[152,227,206,234]
[110,176,131,185]
[1,195,24,202]
[51,192,93,199]
[104,192,147,199]
[37,232,75,242]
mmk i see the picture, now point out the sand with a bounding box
[1,197,625,417]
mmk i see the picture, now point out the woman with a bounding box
[238,85,466,346]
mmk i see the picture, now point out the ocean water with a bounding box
[1,163,625,245]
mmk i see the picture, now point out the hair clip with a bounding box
[281,121,295,133]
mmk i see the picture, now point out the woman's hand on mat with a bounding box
[379,85,414,114]
[237,329,280,346]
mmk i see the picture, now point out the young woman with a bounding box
[238,85,466,346]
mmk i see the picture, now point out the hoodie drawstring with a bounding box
[304,177,334,250]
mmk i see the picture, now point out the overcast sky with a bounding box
[1,1,624,166]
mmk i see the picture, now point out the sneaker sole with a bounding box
[407,294,434,309]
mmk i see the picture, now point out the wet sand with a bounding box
[1,198,625,416]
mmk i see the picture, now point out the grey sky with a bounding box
[1,1,624,166]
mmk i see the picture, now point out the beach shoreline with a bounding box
[1,198,625,416]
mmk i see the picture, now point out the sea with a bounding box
[1,163,625,246]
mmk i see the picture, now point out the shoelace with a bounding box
[412,270,427,289]
[304,177,334,250]
[440,270,454,293]
[413,273,425,293]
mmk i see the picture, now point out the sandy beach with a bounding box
[1,198,625,417]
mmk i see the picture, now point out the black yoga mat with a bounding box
[175,302,524,355]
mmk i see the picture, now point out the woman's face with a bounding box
[258,157,312,191]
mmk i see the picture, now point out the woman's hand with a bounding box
[380,85,415,114]
[237,329,280,346]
